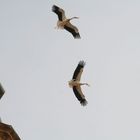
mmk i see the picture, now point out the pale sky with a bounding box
[0,0,140,140]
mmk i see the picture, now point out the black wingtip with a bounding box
[79,60,86,67]
[52,5,55,12]
[80,99,88,106]
[74,33,81,39]
[52,5,58,12]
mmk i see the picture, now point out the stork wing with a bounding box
[64,22,81,39]
[52,5,66,21]
[72,60,85,81]
[73,86,87,106]
[0,83,5,100]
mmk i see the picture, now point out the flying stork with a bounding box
[52,5,81,39]
[68,61,89,106]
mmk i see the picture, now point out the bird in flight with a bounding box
[68,61,89,106]
[52,5,81,39]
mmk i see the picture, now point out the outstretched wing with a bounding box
[52,5,66,21]
[73,86,87,106]
[64,22,81,39]
[72,60,85,81]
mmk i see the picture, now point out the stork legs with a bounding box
[80,83,90,87]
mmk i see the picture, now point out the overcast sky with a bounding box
[0,0,140,140]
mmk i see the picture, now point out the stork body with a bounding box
[69,61,89,106]
[52,5,81,39]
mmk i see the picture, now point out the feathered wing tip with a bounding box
[80,99,88,106]
[74,33,81,39]
[52,5,58,12]
[79,60,86,67]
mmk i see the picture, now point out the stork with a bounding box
[52,5,81,39]
[68,61,89,106]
